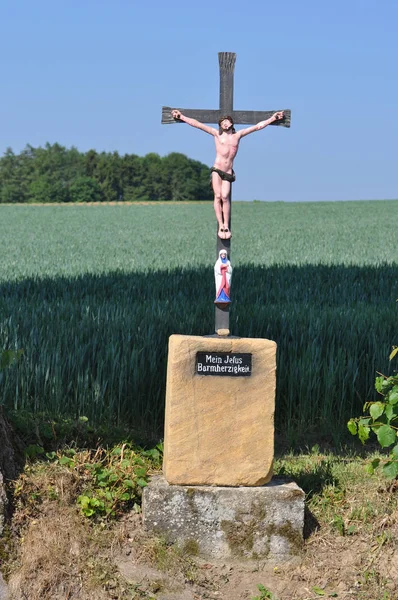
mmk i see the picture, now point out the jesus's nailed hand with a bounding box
[172,109,181,119]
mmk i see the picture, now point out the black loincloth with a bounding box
[210,167,236,184]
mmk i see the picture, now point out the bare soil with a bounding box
[110,510,398,600]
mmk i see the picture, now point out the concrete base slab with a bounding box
[143,476,305,561]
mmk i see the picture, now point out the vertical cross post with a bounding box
[215,52,236,335]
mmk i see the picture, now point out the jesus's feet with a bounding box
[223,227,232,239]
[218,226,226,240]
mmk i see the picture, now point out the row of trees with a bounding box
[0,144,212,203]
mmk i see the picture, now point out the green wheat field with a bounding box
[1,200,397,441]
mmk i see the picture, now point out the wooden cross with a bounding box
[162,52,291,335]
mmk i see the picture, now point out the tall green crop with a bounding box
[1,201,397,440]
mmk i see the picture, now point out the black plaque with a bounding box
[196,352,252,377]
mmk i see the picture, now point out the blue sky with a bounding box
[1,0,396,201]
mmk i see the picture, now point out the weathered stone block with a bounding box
[163,335,276,486]
[143,476,305,560]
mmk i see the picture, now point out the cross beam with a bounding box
[162,52,291,335]
[162,109,291,128]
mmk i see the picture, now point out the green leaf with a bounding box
[385,403,398,422]
[358,424,370,444]
[369,402,384,420]
[254,585,274,599]
[96,469,109,481]
[365,458,380,474]
[382,460,398,479]
[59,455,73,466]
[91,498,104,509]
[388,391,398,405]
[392,444,398,457]
[136,478,148,488]
[312,586,326,596]
[377,425,396,448]
[134,467,147,478]
[382,379,392,392]
[78,495,91,509]
[347,525,356,535]
[332,515,345,536]
[123,479,135,489]
[347,420,357,435]
[375,376,385,393]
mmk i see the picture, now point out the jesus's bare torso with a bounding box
[213,132,240,173]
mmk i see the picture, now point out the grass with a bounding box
[0,201,397,441]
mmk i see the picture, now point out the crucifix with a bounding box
[162,52,291,336]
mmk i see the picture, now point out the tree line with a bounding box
[0,144,212,203]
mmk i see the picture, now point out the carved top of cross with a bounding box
[162,52,291,128]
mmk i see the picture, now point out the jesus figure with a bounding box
[171,109,284,239]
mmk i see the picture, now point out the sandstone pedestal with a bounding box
[163,335,276,486]
[143,476,305,560]
[143,334,305,560]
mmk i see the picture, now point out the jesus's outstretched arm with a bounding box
[172,110,218,136]
[238,111,285,139]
